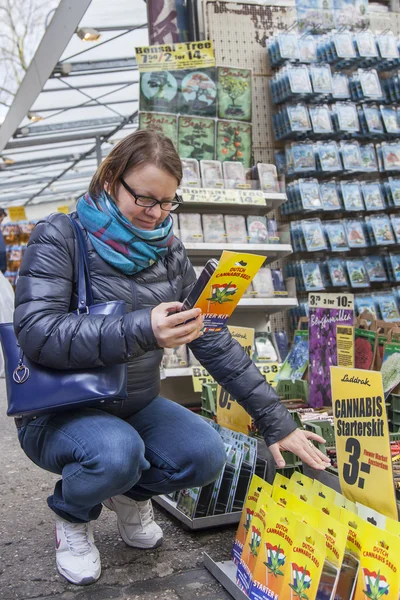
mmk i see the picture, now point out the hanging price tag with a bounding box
[191,366,214,393]
[309,292,354,310]
[331,366,397,519]
[238,190,265,205]
[255,362,280,386]
[135,41,215,72]
[8,206,26,221]
[181,188,210,203]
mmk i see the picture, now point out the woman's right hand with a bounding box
[151,302,204,348]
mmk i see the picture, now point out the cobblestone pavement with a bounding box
[0,381,234,600]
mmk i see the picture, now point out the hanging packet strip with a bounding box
[232,475,272,565]
[317,513,349,600]
[236,492,275,594]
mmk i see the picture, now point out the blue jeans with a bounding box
[17,396,226,523]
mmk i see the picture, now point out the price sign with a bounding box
[217,326,254,434]
[57,205,69,214]
[238,189,265,206]
[255,362,280,386]
[136,40,215,72]
[8,206,26,221]
[191,366,214,393]
[181,188,209,203]
[308,292,354,311]
[331,366,397,519]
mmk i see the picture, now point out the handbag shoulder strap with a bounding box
[68,216,94,312]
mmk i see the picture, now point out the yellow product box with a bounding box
[289,471,314,490]
[287,494,321,529]
[317,513,349,600]
[312,494,341,521]
[236,491,275,595]
[312,480,337,503]
[272,483,292,509]
[248,502,298,600]
[194,251,266,333]
[280,521,326,600]
[353,521,400,600]
[232,475,272,566]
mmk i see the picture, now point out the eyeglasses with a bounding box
[119,177,182,212]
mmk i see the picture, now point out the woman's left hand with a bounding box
[269,429,331,471]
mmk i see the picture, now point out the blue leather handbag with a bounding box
[0,217,128,417]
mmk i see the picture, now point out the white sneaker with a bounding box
[103,495,163,549]
[55,519,101,585]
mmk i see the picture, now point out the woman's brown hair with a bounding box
[89,129,182,199]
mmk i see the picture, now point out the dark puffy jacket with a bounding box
[14,212,297,446]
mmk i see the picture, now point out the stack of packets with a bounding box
[232,471,400,600]
[173,423,270,519]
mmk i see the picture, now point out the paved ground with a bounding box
[0,381,235,600]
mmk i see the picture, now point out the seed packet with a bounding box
[302,262,325,291]
[236,492,275,594]
[353,522,400,600]
[355,295,378,319]
[217,120,252,168]
[139,71,179,113]
[381,106,400,135]
[346,259,369,287]
[354,327,377,370]
[317,513,349,600]
[381,142,400,171]
[176,485,203,517]
[139,112,178,148]
[251,268,274,297]
[325,221,349,251]
[362,105,384,135]
[341,182,364,211]
[178,116,215,161]
[363,256,387,282]
[344,219,367,247]
[368,214,395,245]
[200,159,224,188]
[320,181,341,211]
[340,142,363,171]
[202,214,226,243]
[359,144,378,172]
[327,258,349,286]
[223,161,246,189]
[248,502,298,600]
[232,475,272,566]
[333,31,357,59]
[316,142,342,172]
[299,35,317,62]
[224,215,248,244]
[254,332,279,361]
[387,253,400,282]
[376,293,400,322]
[218,66,252,122]
[280,521,326,600]
[309,105,333,135]
[247,216,268,243]
[337,510,366,600]
[387,177,400,206]
[334,103,359,133]
[271,269,287,295]
[332,73,350,99]
[358,69,383,100]
[256,164,278,193]
[299,179,322,210]
[310,64,333,94]
[179,213,204,243]
[179,67,217,117]
[361,181,385,210]
[292,142,316,173]
[181,159,201,187]
[390,215,400,242]
[288,65,312,94]
[312,494,341,521]
[275,330,309,381]
[162,344,188,368]
[287,103,311,132]
[302,219,327,252]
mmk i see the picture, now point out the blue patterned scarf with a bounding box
[76,190,174,275]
